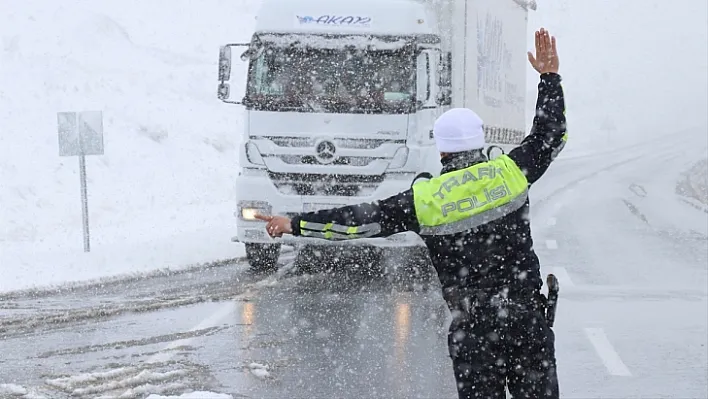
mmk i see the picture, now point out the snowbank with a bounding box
[0,204,246,293]
[0,0,258,292]
[42,364,235,398]
[246,362,272,379]
[0,383,28,396]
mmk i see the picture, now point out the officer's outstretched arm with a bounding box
[289,190,421,240]
[508,72,567,185]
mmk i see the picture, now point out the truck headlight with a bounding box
[237,200,272,221]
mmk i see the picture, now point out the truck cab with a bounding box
[217,0,533,271]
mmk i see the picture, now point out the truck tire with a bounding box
[245,243,281,273]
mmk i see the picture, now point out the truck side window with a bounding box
[254,56,268,94]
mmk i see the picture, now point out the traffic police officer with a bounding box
[257,27,566,399]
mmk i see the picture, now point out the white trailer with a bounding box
[217,0,536,271]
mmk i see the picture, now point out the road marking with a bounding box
[147,301,236,364]
[547,217,557,226]
[584,328,632,377]
[551,266,575,287]
[545,239,558,250]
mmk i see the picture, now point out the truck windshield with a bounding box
[245,46,416,114]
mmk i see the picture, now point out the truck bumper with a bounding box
[233,169,424,248]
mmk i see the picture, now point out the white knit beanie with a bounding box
[433,108,486,153]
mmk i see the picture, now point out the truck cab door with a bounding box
[217,43,252,104]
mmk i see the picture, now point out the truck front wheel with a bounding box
[245,243,281,273]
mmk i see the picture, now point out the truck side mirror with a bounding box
[218,46,232,82]
[217,43,251,104]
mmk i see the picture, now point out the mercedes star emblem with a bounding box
[315,140,337,164]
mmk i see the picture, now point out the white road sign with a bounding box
[58,111,104,156]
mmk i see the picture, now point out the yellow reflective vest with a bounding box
[412,155,529,236]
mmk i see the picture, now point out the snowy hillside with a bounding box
[0,0,259,291]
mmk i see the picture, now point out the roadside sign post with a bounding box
[57,111,104,253]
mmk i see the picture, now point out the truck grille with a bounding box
[268,172,384,197]
[278,155,375,167]
[251,136,404,197]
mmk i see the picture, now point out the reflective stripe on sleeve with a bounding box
[300,221,381,240]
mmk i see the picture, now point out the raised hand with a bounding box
[527,27,559,74]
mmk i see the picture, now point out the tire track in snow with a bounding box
[147,301,236,364]
[0,253,297,338]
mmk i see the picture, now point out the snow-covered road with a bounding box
[2,135,706,399]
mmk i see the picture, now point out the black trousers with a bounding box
[447,295,559,399]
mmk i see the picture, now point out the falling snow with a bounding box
[1,0,707,399]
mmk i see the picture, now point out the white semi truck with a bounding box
[217,0,537,271]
